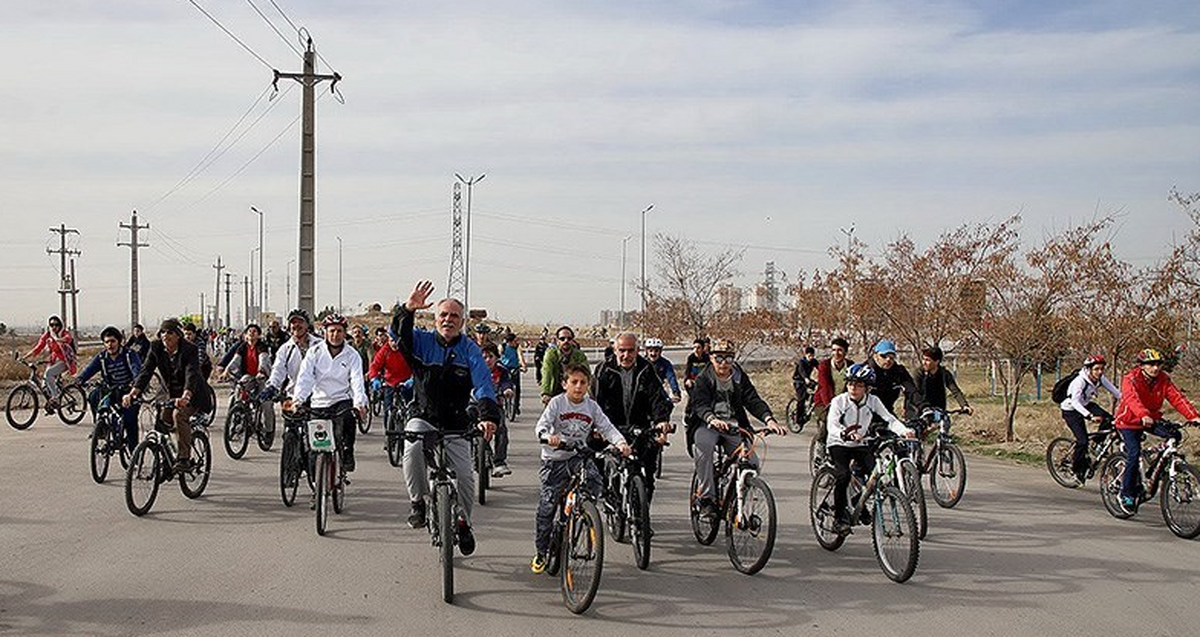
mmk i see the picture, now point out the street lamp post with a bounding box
[250,206,264,322]
[620,235,632,327]
[455,173,485,313]
[286,258,295,311]
[336,236,343,314]
[639,204,654,314]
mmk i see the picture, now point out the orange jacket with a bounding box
[1114,367,1198,430]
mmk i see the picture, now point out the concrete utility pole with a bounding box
[47,224,81,323]
[244,275,251,327]
[118,210,150,327]
[213,257,225,330]
[250,206,264,321]
[67,258,80,339]
[620,235,633,327]
[273,38,341,316]
[639,204,654,314]
[224,272,233,329]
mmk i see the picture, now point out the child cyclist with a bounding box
[531,363,630,574]
[481,342,515,477]
[1113,348,1200,510]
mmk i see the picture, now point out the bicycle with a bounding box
[406,428,481,605]
[539,437,607,615]
[6,353,88,429]
[786,392,814,434]
[687,426,778,575]
[89,386,132,483]
[473,417,495,505]
[907,407,969,508]
[810,427,921,583]
[303,405,354,536]
[1046,416,1123,488]
[124,398,213,516]
[222,376,276,459]
[277,400,313,508]
[364,380,384,434]
[602,426,666,570]
[1098,420,1200,539]
[383,384,413,468]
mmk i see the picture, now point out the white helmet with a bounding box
[645,338,664,349]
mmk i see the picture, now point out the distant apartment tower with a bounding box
[599,309,632,325]
[713,284,743,314]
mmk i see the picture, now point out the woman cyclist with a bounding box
[1058,355,1120,482]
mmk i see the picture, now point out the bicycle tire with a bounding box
[315,453,329,536]
[387,435,403,468]
[359,402,372,434]
[629,475,651,570]
[1160,460,1200,539]
[929,442,967,508]
[505,395,518,423]
[223,405,250,460]
[125,440,161,516]
[89,420,111,483]
[1098,454,1135,519]
[179,429,211,499]
[196,385,217,428]
[900,458,928,540]
[55,384,88,425]
[561,498,603,615]
[688,472,720,545]
[476,438,490,506]
[279,430,300,507]
[872,485,920,583]
[786,398,802,434]
[332,451,346,514]
[605,465,627,544]
[726,474,777,575]
[257,404,276,451]
[5,385,39,430]
[809,467,846,551]
[809,434,826,476]
[1046,437,1083,489]
[438,482,455,604]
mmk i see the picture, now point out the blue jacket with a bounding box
[77,347,141,391]
[390,307,500,431]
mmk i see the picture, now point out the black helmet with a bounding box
[287,308,312,327]
[100,325,124,342]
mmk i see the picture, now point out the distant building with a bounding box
[599,309,633,326]
[713,284,743,314]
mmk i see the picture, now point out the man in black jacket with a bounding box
[592,333,674,499]
[867,339,918,419]
[124,318,214,473]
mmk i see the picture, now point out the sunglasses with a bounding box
[49,324,62,328]
[557,335,574,341]
[713,354,733,363]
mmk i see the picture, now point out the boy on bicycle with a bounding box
[531,363,630,573]
[1113,348,1200,510]
[481,342,515,477]
[76,326,142,452]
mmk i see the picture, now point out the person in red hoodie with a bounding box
[368,335,413,432]
[22,315,76,413]
[1113,348,1200,509]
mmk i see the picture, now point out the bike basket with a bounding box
[307,419,336,451]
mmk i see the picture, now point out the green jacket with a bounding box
[540,346,590,397]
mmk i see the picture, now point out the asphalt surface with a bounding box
[2,380,1199,637]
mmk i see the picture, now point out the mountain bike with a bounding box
[786,393,814,434]
[6,354,88,429]
[810,428,921,583]
[687,426,778,575]
[384,384,413,467]
[277,402,313,508]
[602,426,668,571]
[1046,416,1122,488]
[222,376,275,459]
[364,380,384,434]
[907,407,969,508]
[89,386,132,483]
[407,428,481,605]
[540,437,607,615]
[1098,421,1200,539]
[124,399,212,516]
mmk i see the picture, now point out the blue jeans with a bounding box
[535,456,602,555]
[1120,423,1180,499]
[382,383,413,433]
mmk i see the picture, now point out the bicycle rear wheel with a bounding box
[688,472,720,545]
[5,385,39,430]
[315,453,330,536]
[179,429,211,499]
[223,405,250,460]
[1046,437,1083,488]
[1160,461,1200,539]
[900,459,928,540]
[1099,454,1135,519]
[561,498,603,615]
[809,467,846,551]
[438,483,455,604]
[279,429,300,507]
[125,440,161,516]
[628,475,651,570]
[56,384,87,425]
[872,486,920,583]
[786,398,801,434]
[726,475,777,575]
[929,442,967,508]
[809,435,826,476]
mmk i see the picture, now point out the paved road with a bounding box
[1,384,1198,637]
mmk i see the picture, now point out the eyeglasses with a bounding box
[713,354,733,363]
[49,324,62,329]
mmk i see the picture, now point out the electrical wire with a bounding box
[245,0,303,59]
[185,0,276,70]
[267,1,338,75]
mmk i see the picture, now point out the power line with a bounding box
[186,0,276,70]
[266,0,338,74]
[245,0,303,58]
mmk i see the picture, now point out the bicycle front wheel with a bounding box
[628,475,651,570]
[688,472,719,545]
[125,440,161,516]
[786,398,802,434]
[872,486,920,583]
[256,405,276,451]
[56,385,88,425]
[89,421,113,483]
[5,385,39,430]
[1161,460,1200,539]
[1098,454,1135,519]
[475,439,490,506]
[561,498,603,615]
[279,430,300,507]
[809,435,826,476]
[899,459,928,540]
[929,443,967,508]
[809,467,846,551]
[1046,437,1083,488]
[179,429,211,499]
[315,453,330,536]
[387,434,403,467]
[332,452,346,514]
[223,406,250,460]
[438,483,455,604]
[726,475,777,575]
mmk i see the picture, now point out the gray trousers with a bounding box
[692,426,759,501]
[403,418,476,525]
[46,360,67,400]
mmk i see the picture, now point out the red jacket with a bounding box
[31,329,77,375]
[813,356,852,407]
[368,345,412,386]
[1114,367,1199,430]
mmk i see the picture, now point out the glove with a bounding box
[260,386,278,402]
[371,378,382,392]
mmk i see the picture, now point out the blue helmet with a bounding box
[845,362,876,386]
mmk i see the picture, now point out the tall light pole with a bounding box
[286,258,295,311]
[620,235,632,327]
[639,204,654,314]
[250,206,264,321]
[454,173,485,313]
[336,236,343,314]
[250,248,260,320]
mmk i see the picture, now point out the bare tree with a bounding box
[643,233,745,338]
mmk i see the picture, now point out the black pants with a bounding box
[1060,403,1111,474]
[828,445,874,517]
[312,399,356,457]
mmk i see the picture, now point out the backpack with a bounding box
[1051,369,1080,404]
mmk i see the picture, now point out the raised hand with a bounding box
[405,280,435,312]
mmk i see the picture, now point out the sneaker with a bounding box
[407,501,427,528]
[173,458,192,475]
[859,508,873,526]
[343,450,356,473]
[530,553,547,574]
[1120,495,1137,511]
[834,510,853,535]
[491,463,510,478]
[698,497,718,519]
[457,519,476,556]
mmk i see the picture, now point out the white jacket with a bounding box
[826,392,910,449]
[1060,369,1120,416]
[291,340,368,409]
[266,334,322,396]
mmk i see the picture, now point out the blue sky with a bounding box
[1,1,1198,329]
